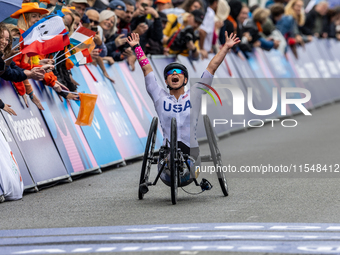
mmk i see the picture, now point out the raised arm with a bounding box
[127,33,153,77]
[206,32,240,75]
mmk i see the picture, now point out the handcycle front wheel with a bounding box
[203,115,228,196]
[170,117,178,205]
[138,117,158,200]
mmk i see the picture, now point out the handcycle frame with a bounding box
[138,115,228,205]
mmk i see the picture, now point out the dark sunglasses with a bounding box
[89,19,99,25]
[166,68,184,76]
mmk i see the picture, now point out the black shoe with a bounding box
[200,178,213,191]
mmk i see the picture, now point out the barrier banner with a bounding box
[0,80,69,185]
[105,63,153,150]
[231,52,280,120]
[261,49,314,113]
[112,62,163,149]
[0,113,35,189]
[294,46,332,106]
[71,66,123,166]
[305,40,340,101]
[31,80,98,174]
[327,39,340,70]
[85,64,145,159]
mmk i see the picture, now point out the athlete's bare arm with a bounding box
[127,33,153,77]
[206,32,240,75]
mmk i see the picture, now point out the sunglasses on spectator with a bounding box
[167,69,184,76]
[89,19,99,25]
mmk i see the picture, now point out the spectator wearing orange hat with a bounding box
[155,0,172,13]
[11,3,79,101]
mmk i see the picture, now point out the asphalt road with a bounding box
[1,102,340,254]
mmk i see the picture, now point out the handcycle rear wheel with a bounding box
[203,115,228,196]
[138,117,158,199]
[170,117,178,205]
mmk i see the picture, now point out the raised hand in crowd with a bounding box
[56,81,69,92]
[53,82,62,93]
[66,93,79,101]
[133,5,146,18]
[144,6,159,18]
[91,49,100,59]
[31,94,45,111]
[123,47,134,57]
[127,54,136,71]
[200,49,208,59]
[25,67,45,81]
[39,59,55,65]
[41,64,55,73]
[93,32,102,46]
[2,104,17,116]
[102,56,115,65]
[22,94,28,108]
[133,23,148,36]
[115,34,127,48]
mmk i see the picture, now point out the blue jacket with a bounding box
[0,61,27,82]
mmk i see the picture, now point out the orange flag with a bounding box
[75,93,98,126]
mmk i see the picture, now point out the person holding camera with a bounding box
[163,10,204,60]
[130,0,163,50]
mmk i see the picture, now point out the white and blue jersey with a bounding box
[144,69,214,149]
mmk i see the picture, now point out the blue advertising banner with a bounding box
[231,52,280,120]
[0,80,69,185]
[85,64,145,159]
[31,80,99,174]
[104,63,153,150]
[294,46,332,106]
[261,49,313,113]
[70,66,123,167]
[305,40,340,101]
[113,62,163,150]
[0,113,35,189]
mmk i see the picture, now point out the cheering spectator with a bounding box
[180,0,204,13]
[71,9,82,32]
[155,0,172,13]
[285,0,311,44]
[130,0,163,51]
[219,0,243,45]
[11,3,78,101]
[0,23,45,110]
[242,8,280,51]
[324,6,340,40]
[62,7,75,33]
[117,0,135,34]
[108,0,126,23]
[199,0,218,59]
[300,1,329,38]
[69,0,89,19]
[162,0,204,15]
[163,10,204,59]
[86,9,107,57]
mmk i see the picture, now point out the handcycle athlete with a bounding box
[127,32,240,204]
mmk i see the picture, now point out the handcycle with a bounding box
[138,115,228,205]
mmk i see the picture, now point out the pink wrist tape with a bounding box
[134,46,144,60]
[139,58,150,67]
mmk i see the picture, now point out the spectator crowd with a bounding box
[0,0,339,116]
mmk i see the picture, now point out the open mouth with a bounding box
[172,77,179,83]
